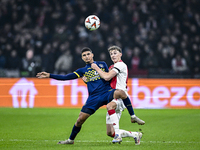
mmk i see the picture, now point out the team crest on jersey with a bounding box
[99,64,104,68]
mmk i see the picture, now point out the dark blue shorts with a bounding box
[81,89,116,115]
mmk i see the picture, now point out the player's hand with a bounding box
[91,63,99,70]
[36,72,50,78]
[82,76,87,84]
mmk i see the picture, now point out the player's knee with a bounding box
[107,102,116,110]
[106,105,113,111]
[114,89,127,99]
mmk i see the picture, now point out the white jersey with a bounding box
[109,60,128,95]
[106,60,128,124]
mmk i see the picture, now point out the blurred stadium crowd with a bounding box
[0,0,200,78]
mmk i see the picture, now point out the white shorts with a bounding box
[106,98,126,124]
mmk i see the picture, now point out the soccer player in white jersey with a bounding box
[91,45,144,144]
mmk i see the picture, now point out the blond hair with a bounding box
[108,45,122,53]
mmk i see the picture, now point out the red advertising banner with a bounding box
[0,78,200,108]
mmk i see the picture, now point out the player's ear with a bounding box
[81,54,85,60]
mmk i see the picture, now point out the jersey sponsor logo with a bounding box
[85,70,100,81]
[85,68,105,81]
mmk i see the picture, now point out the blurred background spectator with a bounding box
[6,50,21,69]
[21,49,41,77]
[40,43,55,73]
[143,50,158,70]
[0,0,199,78]
[55,49,73,74]
[0,50,6,69]
[192,55,200,78]
[171,53,188,73]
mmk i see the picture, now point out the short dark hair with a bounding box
[108,45,122,53]
[81,47,93,54]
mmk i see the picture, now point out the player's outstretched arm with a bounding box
[91,63,117,81]
[36,72,50,78]
[37,71,79,80]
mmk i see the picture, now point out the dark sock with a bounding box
[122,97,135,116]
[69,125,81,140]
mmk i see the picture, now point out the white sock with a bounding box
[119,129,138,138]
[108,110,120,135]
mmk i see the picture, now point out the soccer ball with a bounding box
[85,15,100,31]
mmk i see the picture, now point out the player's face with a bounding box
[82,51,94,64]
[109,49,122,63]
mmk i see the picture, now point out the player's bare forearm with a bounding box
[91,63,116,81]
[82,76,87,84]
[91,63,108,79]
[97,69,109,80]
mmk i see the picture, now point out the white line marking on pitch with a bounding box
[0,139,199,144]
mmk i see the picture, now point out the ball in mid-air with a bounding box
[85,15,100,31]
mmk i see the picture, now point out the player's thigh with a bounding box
[113,89,127,99]
[83,90,115,111]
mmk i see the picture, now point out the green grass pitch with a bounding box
[0,108,200,150]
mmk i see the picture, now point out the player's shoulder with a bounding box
[96,61,107,67]
[75,65,88,72]
[114,61,127,67]
[96,61,106,64]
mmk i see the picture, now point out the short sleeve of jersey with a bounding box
[73,68,85,78]
[112,62,125,74]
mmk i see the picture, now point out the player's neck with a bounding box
[114,59,122,63]
[86,60,94,64]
